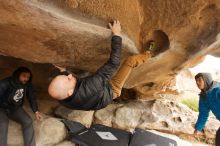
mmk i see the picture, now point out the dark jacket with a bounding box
[60,36,122,110]
[195,73,220,131]
[0,67,38,113]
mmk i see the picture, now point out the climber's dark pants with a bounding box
[0,107,36,146]
[216,128,220,146]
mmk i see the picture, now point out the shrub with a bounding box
[181,98,199,112]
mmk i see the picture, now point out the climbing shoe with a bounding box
[144,40,156,52]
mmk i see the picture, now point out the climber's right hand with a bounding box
[109,20,121,37]
[53,64,66,72]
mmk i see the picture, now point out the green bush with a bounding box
[181,98,199,112]
[181,97,214,116]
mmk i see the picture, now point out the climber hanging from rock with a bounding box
[48,20,170,110]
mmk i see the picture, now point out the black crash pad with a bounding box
[71,124,131,146]
[61,119,87,134]
[129,128,177,146]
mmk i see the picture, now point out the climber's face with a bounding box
[196,77,205,90]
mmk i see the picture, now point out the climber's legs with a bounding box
[109,52,151,99]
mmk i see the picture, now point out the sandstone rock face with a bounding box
[0,0,220,99]
[117,0,220,94]
[0,0,137,72]
[42,0,142,48]
[1,1,220,145]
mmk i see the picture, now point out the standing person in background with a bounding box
[194,73,220,146]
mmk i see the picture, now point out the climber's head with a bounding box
[48,74,76,100]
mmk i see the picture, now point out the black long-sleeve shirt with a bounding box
[60,36,122,110]
[0,77,38,113]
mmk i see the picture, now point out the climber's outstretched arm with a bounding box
[94,21,122,80]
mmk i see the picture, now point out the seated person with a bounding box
[0,67,43,146]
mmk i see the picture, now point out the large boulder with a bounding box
[8,116,67,146]
[35,117,67,146]
[55,141,75,146]
[94,99,219,139]
[94,104,123,127]
[55,106,94,128]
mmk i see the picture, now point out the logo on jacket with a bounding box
[13,89,24,102]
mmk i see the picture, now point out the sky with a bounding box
[189,55,220,78]
[176,55,220,94]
